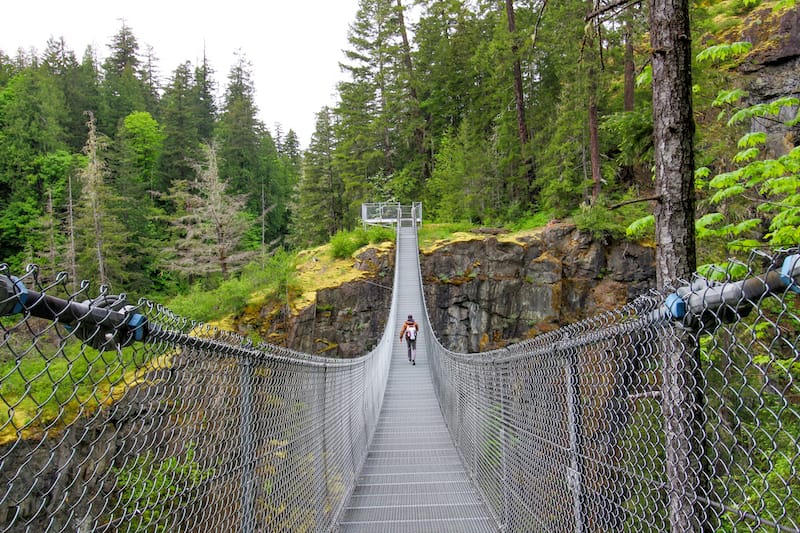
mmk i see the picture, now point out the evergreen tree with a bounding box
[28,151,80,284]
[272,129,303,244]
[159,62,203,194]
[291,107,345,247]
[140,44,162,118]
[74,45,104,136]
[217,51,264,213]
[279,128,303,240]
[41,37,88,151]
[112,111,166,291]
[100,22,149,133]
[281,129,302,170]
[388,0,432,195]
[0,49,18,87]
[165,143,253,279]
[74,112,132,286]
[504,0,534,201]
[0,68,69,271]
[255,130,286,251]
[414,0,481,140]
[193,53,218,142]
[336,0,426,217]
[532,0,594,215]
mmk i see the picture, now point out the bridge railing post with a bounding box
[240,357,255,533]
[564,350,585,533]
[315,365,329,529]
[496,358,510,531]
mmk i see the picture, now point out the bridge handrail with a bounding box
[410,230,800,532]
[0,217,402,532]
[2,222,798,532]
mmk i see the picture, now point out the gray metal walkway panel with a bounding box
[338,519,498,533]
[338,225,498,532]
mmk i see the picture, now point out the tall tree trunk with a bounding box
[650,6,705,533]
[505,0,536,203]
[92,191,106,285]
[624,18,635,112]
[650,0,696,289]
[586,1,602,203]
[83,113,107,285]
[45,190,57,281]
[506,0,529,148]
[620,15,636,187]
[397,0,417,102]
[589,74,602,203]
[67,176,77,293]
[396,0,432,182]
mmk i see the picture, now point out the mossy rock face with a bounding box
[421,223,655,353]
[232,222,655,357]
[739,4,800,70]
[736,5,800,159]
[236,245,395,358]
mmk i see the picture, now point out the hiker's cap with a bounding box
[408,315,413,320]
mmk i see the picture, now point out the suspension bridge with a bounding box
[1,206,799,532]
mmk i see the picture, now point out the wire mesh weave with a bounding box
[2,243,799,532]
[419,249,800,532]
[0,230,399,532]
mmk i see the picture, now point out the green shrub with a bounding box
[167,250,299,322]
[507,210,554,231]
[330,229,370,259]
[573,203,626,239]
[365,225,395,244]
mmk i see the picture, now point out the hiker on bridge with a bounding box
[399,314,419,365]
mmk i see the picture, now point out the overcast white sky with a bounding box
[1,0,361,148]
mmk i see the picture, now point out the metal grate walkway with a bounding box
[337,225,498,532]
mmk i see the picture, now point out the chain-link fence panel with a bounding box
[3,241,799,532]
[1,243,399,532]
[421,249,800,533]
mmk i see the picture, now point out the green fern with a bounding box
[703,105,800,251]
[696,41,753,63]
[713,88,749,107]
[696,212,725,239]
[626,214,654,239]
[727,96,800,126]
[733,147,760,163]
[737,132,766,148]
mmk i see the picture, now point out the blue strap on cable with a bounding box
[780,254,800,294]
[10,276,28,314]
[664,292,686,319]
[127,313,147,341]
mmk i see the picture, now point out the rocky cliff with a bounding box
[738,4,800,156]
[421,224,655,352]
[239,223,655,357]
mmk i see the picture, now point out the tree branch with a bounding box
[585,0,641,22]
[609,195,661,210]
[530,0,549,51]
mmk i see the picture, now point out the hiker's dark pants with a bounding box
[406,338,417,361]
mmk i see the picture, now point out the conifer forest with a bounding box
[0,0,798,300]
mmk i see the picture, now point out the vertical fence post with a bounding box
[564,355,585,533]
[240,358,255,533]
[661,325,707,531]
[497,359,510,531]
[316,365,329,529]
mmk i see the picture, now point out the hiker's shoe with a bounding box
[412,361,415,365]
